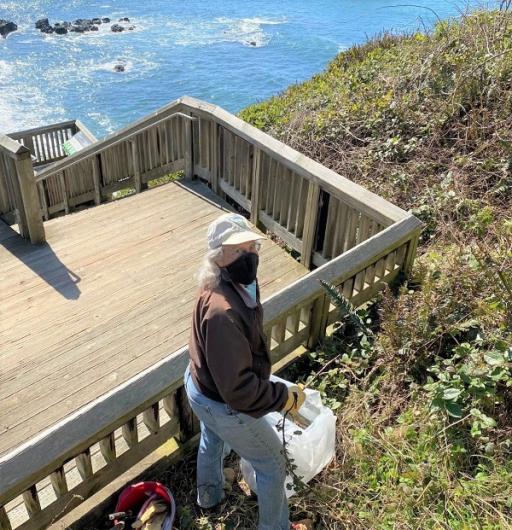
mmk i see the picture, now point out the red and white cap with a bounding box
[207,213,265,249]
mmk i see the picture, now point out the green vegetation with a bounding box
[238,8,512,529]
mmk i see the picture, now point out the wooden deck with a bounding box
[0,180,307,458]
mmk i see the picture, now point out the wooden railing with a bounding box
[0,96,423,529]
[0,134,44,244]
[32,106,191,219]
[0,215,422,530]
[8,120,96,168]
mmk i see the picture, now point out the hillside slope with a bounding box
[240,10,512,529]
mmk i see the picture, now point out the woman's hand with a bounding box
[282,385,306,414]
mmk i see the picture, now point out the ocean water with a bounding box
[0,0,498,138]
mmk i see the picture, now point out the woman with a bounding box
[185,212,310,530]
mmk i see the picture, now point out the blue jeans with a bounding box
[184,367,290,530]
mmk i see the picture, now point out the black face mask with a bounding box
[225,252,259,285]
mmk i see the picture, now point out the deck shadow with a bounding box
[1,228,81,300]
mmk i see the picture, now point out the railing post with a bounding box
[250,147,261,225]
[15,150,45,244]
[131,138,143,193]
[92,154,102,205]
[307,293,330,349]
[184,115,194,179]
[301,182,320,269]
[402,229,420,277]
[211,123,219,193]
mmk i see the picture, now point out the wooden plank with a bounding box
[0,133,31,159]
[300,182,320,269]
[294,177,308,238]
[75,451,93,481]
[184,114,193,179]
[210,122,219,193]
[8,121,77,141]
[343,208,359,252]
[322,195,339,259]
[332,201,349,257]
[219,179,251,212]
[279,167,290,226]
[74,120,98,144]
[91,155,102,205]
[162,393,178,420]
[259,211,303,254]
[99,433,116,464]
[58,172,69,215]
[37,182,48,221]
[307,294,329,349]
[131,138,142,193]
[286,171,298,232]
[121,419,138,449]
[50,467,68,498]
[142,404,160,435]
[403,232,420,276]
[265,157,275,214]
[250,147,261,224]
[272,162,282,220]
[22,486,40,518]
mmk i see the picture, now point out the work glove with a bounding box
[282,384,306,415]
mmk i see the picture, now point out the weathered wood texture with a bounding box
[182,97,410,268]
[0,135,45,243]
[31,109,190,220]
[7,121,78,167]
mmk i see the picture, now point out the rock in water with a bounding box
[90,25,99,31]
[92,18,102,24]
[114,64,125,72]
[54,26,68,35]
[102,17,110,23]
[35,18,49,29]
[119,17,130,22]
[111,24,124,32]
[0,20,17,38]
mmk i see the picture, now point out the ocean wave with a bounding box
[165,15,287,48]
[87,111,117,135]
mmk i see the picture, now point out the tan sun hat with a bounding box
[207,213,265,249]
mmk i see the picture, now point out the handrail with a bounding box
[34,102,192,182]
[7,121,77,140]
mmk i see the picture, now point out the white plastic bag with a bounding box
[240,376,336,497]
